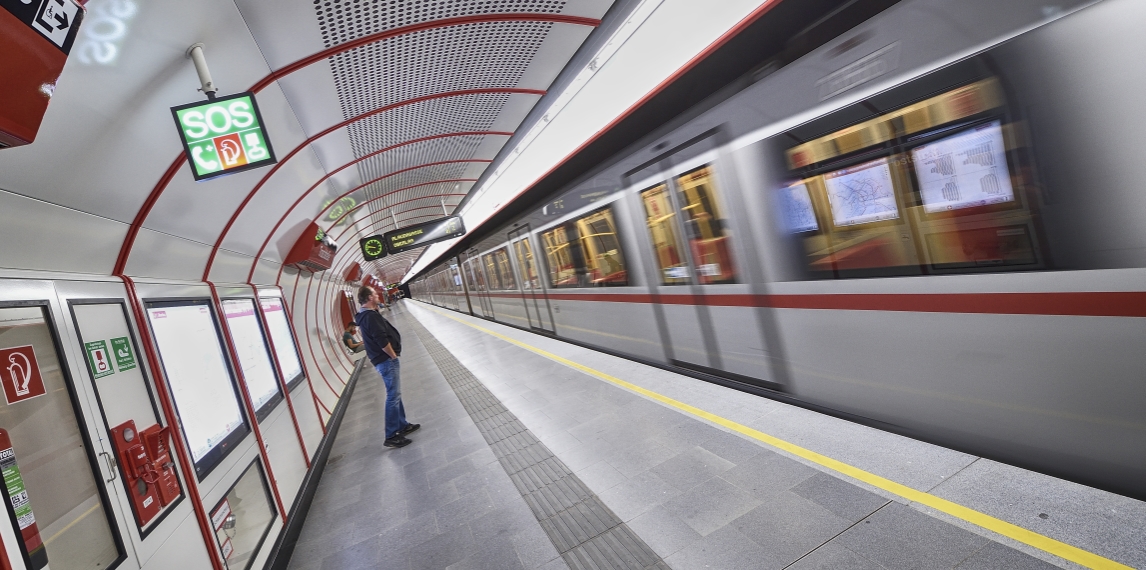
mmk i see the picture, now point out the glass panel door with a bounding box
[0,305,124,570]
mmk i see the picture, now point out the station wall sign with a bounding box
[359,235,388,261]
[384,216,466,254]
[171,92,276,181]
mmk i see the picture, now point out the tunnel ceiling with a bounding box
[0,0,613,285]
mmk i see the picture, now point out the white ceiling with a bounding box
[0,0,615,283]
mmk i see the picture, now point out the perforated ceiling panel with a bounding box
[312,0,580,279]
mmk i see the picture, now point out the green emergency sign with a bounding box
[171,92,276,181]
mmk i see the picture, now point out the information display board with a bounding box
[778,181,819,233]
[823,157,900,227]
[384,216,465,254]
[170,92,276,181]
[258,297,304,388]
[145,301,248,478]
[359,235,387,261]
[911,120,1016,213]
[222,299,282,420]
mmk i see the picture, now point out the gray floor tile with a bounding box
[317,533,383,570]
[729,491,854,569]
[447,536,527,570]
[662,476,762,536]
[787,541,887,570]
[512,523,565,569]
[664,524,772,570]
[791,471,890,523]
[575,460,627,494]
[720,449,818,499]
[407,524,476,570]
[596,470,682,522]
[625,505,703,559]
[697,431,768,465]
[836,502,988,569]
[650,445,735,492]
[954,541,1063,570]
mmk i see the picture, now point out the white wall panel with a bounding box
[0,189,126,274]
[218,145,329,257]
[261,406,308,507]
[122,228,211,280]
[140,511,214,570]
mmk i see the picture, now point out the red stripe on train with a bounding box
[457,291,1146,317]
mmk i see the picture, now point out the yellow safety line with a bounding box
[419,304,1132,570]
[44,503,100,546]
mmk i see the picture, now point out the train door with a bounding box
[0,286,143,570]
[508,226,555,332]
[448,263,465,312]
[632,175,719,369]
[467,250,495,319]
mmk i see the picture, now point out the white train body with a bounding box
[414,0,1146,498]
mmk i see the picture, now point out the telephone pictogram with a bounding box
[110,420,182,526]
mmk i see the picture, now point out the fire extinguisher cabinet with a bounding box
[283,222,336,273]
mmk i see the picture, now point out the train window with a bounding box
[674,166,738,284]
[575,208,628,285]
[513,239,541,290]
[481,253,502,290]
[778,78,1043,278]
[0,305,123,569]
[493,248,516,290]
[640,184,690,285]
[542,225,578,287]
[541,206,630,287]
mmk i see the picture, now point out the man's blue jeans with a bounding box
[375,358,408,439]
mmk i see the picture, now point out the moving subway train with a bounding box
[411,0,1146,500]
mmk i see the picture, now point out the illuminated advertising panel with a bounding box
[912,120,1015,213]
[258,297,304,388]
[359,235,387,261]
[823,157,900,227]
[170,92,276,181]
[222,299,282,420]
[384,216,465,254]
[145,301,248,479]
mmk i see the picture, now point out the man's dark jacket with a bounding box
[355,308,402,366]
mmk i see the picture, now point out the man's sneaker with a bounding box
[399,423,421,435]
[383,436,411,448]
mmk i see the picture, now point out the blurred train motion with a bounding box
[412,0,1146,499]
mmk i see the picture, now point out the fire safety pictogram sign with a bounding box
[0,346,47,405]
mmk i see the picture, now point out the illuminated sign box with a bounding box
[384,216,465,254]
[359,235,387,261]
[171,92,276,181]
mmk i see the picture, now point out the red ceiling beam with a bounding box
[117,10,600,276]
[246,159,490,283]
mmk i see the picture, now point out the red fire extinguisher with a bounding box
[0,430,48,569]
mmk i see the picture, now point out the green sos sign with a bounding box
[171,92,276,181]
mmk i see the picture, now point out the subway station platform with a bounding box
[285,301,1146,570]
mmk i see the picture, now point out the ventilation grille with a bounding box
[314,0,565,47]
[346,93,510,159]
[313,0,568,269]
[355,134,488,192]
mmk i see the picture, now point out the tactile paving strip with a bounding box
[409,318,670,570]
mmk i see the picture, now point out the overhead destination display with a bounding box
[384,216,466,254]
[911,120,1016,213]
[171,92,276,181]
[359,235,388,261]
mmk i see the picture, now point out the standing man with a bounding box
[356,285,420,448]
